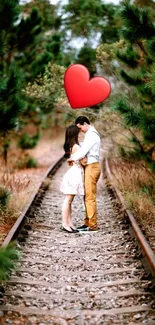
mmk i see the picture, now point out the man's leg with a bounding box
[83,194,89,227]
[84,163,101,229]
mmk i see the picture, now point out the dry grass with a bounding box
[0,126,64,245]
[110,158,155,238]
[0,191,30,225]
[0,169,37,244]
[110,160,154,191]
[0,170,31,192]
[0,195,29,244]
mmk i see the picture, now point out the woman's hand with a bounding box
[67,158,74,166]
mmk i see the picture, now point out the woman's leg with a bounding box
[62,194,74,231]
[67,195,75,229]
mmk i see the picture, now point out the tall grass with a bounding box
[110,159,155,233]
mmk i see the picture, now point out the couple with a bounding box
[60,116,101,233]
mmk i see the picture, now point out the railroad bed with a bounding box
[0,159,155,325]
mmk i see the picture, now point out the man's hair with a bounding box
[75,116,90,125]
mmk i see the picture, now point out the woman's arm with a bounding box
[72,145,87,166]
[69,132,96,161]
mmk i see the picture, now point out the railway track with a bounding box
[0,154,155,325]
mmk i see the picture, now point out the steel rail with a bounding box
[2,154,65,247]
[105,158,155,277]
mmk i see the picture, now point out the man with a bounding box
[67,116,101,231]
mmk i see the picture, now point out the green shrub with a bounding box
[18,133,40,149]
[26,157,37,168]
[0,243,19,281]
[0,186,10,211]
[15,155,37,169]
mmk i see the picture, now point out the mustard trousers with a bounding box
[84,162,101,229]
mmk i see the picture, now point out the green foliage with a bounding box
[26,157,37,168]
[15,8,42,51]
[0,243,19,282]
[97,1,155,169]
[118,2,155,42]
[63,0,103,37]
[63,0,119,43]
[18,133,40,149]
[25,63,66,113]
[140,184,153,196]
[16,155,37,169]
[23,0,60,31]
[0,1,45,80]
[21,1,63,79]
[76,45,96,77]
[147,37,155,58]
[146,63,155,95]
[15,7,44,79]
[111,97,142,127]
[0,0,28,162]
[100,3,120,44]
[0,185,10,211]
[47,33,62,59]
[0,0,121,139]
[0,0,20,31]
[120,69,144,86]
[110,3,155,168]
[119,142,152,163]
[0,64,26,134]
[116,46,140,68]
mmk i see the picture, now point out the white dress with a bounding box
[60,160,84,195]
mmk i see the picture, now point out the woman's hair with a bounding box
[64,124,79,158]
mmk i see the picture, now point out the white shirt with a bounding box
[71,126,100,164]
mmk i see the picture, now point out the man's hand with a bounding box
[80,156,87,166]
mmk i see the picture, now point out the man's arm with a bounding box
[68,133,95,162]
[68,144,79,165]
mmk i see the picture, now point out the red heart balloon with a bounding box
[64,64,111,109]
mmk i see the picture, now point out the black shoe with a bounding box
[61,226,73,233]
[70,227,79,233]
[77,225,88,230]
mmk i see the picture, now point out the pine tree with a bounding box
[23,0,60,31]
[0,1,59,161]
[61,0,119,72]
[63,0,119,43]
[0,0,27,164]
[21,0,64,79]
[76,45,96,77]
[12,5,43,80]
[1,0,60,82]
[110,2,155,170]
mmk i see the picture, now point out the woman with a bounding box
[60,124,87,233]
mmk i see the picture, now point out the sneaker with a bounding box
[77,225,88,230]
[79,227,99,232]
